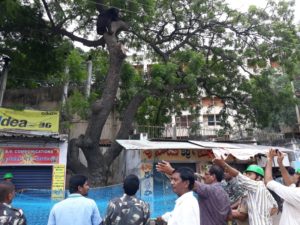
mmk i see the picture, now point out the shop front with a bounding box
[116,140,213,204]
[116,139,294,202]
[0,107,67,200]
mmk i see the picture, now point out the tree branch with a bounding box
[41,0,56,28]
[58,28,105,47]
[130,30,169,62]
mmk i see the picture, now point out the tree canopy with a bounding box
[1,0,300,185]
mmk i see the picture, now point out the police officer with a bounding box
[0,181,27,225]
[3,173,13,182]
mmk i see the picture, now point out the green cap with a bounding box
[296,168,300,174]
[3,172,13,179]
[245,165,264,177]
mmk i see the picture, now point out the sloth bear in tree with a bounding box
[97,8,120,35]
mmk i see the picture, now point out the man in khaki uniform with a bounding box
[0,181,27,225]
[232,195,249,225]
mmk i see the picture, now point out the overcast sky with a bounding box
[226,0,300,24]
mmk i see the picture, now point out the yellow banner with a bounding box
[51,164,66,200]
[0,107,59,133]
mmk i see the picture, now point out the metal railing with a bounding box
[134,125,289,144]
[134,125,220,139]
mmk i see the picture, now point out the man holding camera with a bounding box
[265,149,300,225]
[213,158,277,225]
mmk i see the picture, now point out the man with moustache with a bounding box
[156,167,200,225]
[157,161,231,225]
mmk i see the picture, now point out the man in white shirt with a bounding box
[265,149,300,225]
[213,159,277,225]
[156,167,200,225]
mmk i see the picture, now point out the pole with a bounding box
[85,55,93,98]
[0,56,11,106]
[62,65,69,106]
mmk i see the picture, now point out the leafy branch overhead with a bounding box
[1,0,300,185]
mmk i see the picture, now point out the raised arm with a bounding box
[213,157,260,192]
[277,151,294,186]
[213,157,239,177]
[265,149,277,185]
[156,160,175,176]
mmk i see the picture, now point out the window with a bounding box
[207,115,221,126]
[176,115,198,127]
[175,116,188,127]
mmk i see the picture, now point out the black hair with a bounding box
[287,167,295,176]
[0,181,15,202]
[69,175,88,194]
[123,174,140,196]
[209,165,224,182]
[173,167,195,190]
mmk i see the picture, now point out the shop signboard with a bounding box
[141,149,214,162]
[0,147,60,165]
[51,164,66,200]
[0,107,59,133]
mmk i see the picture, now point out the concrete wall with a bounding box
[69,111,120,140]
[3,87,62,111]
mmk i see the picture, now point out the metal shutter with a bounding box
[0,166,52,190]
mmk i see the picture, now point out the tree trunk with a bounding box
[68,27,127,186]
[105,94,147,164]
[67,138,88,175]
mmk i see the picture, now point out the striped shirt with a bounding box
[236,173,277,225]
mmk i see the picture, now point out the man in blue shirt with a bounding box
[47,175,102,225]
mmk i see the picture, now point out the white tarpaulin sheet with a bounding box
[116,139,293,161]
[116,139,205,150]
[189,140,293,160]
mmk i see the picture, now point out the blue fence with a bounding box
[13,178,176,225]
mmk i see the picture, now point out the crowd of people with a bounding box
[156,149,300,225]
[0,149,300,225]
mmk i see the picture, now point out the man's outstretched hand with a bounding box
[212,156,226,168]
[266,149,285,165]
[266,149,277,160]
[277,151,285,165]
[213,156,239,177]
[156,160,174,175]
